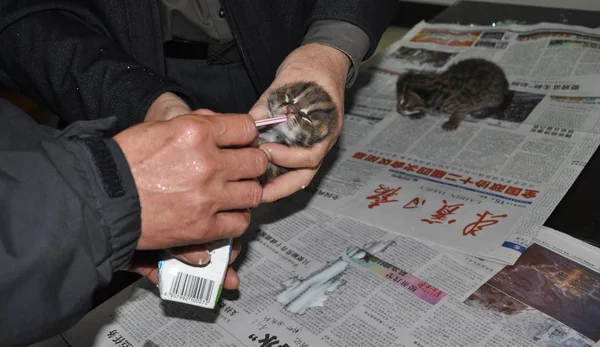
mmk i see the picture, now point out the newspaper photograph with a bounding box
[290,21,600,265]
[60,20,600,347]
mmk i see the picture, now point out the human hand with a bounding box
[144,92,192,122]
[113,110,268,253]
[249,43,351,202]
[125,240,243,290]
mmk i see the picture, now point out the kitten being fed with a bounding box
[257,81,338,184]
[396,58,514,131]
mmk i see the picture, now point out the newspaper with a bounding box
[288,21,600,265]
[62,215,600,347]
[60,21,600,347]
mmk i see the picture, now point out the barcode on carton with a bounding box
[169,272,215,304]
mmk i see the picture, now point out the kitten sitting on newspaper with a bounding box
[395,58,514,131]
[257,81,338,184]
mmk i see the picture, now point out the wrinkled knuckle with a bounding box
[173,117,208,144]
[247,182,263,208]
[255,149,269,171]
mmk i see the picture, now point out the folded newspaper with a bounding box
[62,21,600,347]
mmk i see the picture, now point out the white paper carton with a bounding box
[157,238,232,309]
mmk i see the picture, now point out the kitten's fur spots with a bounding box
[258,81,338,184]
[396,58,514,131]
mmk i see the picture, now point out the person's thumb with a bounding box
[248,89,271,120]
[248,102,269,121]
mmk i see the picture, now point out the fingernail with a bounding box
[260,147,272,161]
[198,252,212,265]
[301,185,306,189]
[179,251,211,266]
[249,104,269,118]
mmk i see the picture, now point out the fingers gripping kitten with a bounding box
[257,81,338,184]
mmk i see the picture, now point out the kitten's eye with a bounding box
[301,117,313,126]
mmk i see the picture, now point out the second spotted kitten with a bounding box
[396,58,514,131]
[258,81,338,184]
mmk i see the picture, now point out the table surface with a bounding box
[432,0,600,247]
[95,0,600,316]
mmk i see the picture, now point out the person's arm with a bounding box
[0,95,269,346]
[0,2,197,132]
[302,0,399,86]
[301,20,370,87]
[0,100,141,346]
[306,0,399,61]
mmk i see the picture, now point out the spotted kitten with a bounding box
[396,58,514,130]
[258,81,338,184]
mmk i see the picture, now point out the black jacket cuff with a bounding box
[57,117,142,273]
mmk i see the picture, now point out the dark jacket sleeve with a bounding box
[0,1,197,132]
[307,0,399,61]
[0,99,141,347]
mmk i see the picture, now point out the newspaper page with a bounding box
[62,203,600,347]
[288,21,600,265]
[62,200,504,347]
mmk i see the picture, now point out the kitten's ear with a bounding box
[397,82,407,113]
[405,89,424,107]
[399,82,407,103]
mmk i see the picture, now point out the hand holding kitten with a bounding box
[249,43,350,203]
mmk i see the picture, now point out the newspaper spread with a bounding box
[61,21,600,347]
[288,21,600,265]
[62,220,600,347]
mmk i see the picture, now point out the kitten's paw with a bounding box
[397,109,410,117]
[470,110,489,119]
[441,121,458,131]
[409,113,426,120]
